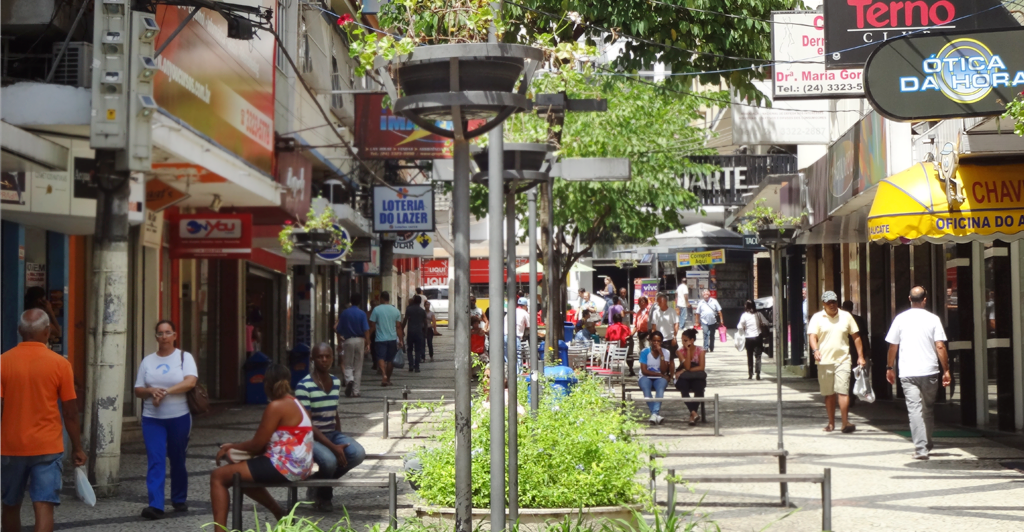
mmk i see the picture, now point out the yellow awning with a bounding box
[867,162,1024,244]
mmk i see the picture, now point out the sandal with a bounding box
[823,423,835,432]
[841,424,856,434]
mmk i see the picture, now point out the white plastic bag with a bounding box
[394,346,406,369]
[853,365,876,403]
[733,333,745,351]
[75,466,96,507]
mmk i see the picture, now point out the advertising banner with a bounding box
[864,27,1024,121]
[633,278,660,302]
[826,111,890,213]
[169,213,252,259]
[823,0,1017,70]
[153,4,275,174]
[676,250,726,267]
[421,259,449,286]
[772,11,863,99]
[1,172,29,210]
[355,93,485,159]
[373,185,435,232]
[393,231,435,257]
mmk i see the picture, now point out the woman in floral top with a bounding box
[209,364,314,528]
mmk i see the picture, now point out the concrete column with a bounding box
[956,243,978,426]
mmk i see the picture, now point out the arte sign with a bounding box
[393,231,435,257]
[354,93,485,159]
[823,0,1017,69]
[421,259,449,286]
[864,27,1024,121]
[676,250,726,268]
[169,213,252,259]
[681,155,799,206]
[771,11,863,99]
[372,185,435,232]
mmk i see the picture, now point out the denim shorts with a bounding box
[1,453,64,506]
[374,340,398,363]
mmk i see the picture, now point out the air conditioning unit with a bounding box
[51,42,92,88]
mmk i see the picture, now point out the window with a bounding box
[299,21,311,73]
[276,0,287,70]
[330,56,343,109]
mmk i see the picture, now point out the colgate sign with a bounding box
[181,219,242,239]
[170,213,252,259]
[822,0,1016,69]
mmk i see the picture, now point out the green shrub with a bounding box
[408,375,649,509]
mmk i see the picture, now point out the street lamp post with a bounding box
[528,189,540,413]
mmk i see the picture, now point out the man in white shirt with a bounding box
[695,290,724,353]
[676,280,690,328]
[649,293,679,353]
[885,286,950,460]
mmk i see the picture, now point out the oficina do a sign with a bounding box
[864,27,1024,121]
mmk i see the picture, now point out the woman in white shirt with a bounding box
[637,331,673,425]
[736,300,764,380]
[134,320,198,520]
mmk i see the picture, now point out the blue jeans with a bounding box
[638,376,668,415]
[311,431,366,501]
[1,453,63,506]
[701,322,717,352]
[503,335,523,372]
[141,413,192,511]
[678,306,688,328]
[407,332,425,370]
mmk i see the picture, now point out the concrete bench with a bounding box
[230,454,402,530]
[651,449,790,505]
[624,392,720,436]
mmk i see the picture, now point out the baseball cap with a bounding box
[821,291,838,303]
[517,297,529,306]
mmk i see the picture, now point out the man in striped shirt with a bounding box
[295,343,366,511]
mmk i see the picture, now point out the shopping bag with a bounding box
[718,325,727,343]
[394,346,406,369]
[75,467,96,507]
[734,333,745,351]
[853,365,876,403]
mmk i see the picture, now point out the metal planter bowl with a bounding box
[471,143,553,183]
[756,225,800,248]
[292,230,334,251]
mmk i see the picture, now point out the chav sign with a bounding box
[864,27,1024,121]
[372,185,435,233]
[676,250,726,268]
[169,213,252,259]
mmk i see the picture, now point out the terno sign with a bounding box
[169,213,252,259]
[823,0,1016,70]
[372,185,435,233]
[864,27,1024,121]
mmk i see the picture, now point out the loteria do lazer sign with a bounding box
[170,213,252,259]
[864,27,1024,121]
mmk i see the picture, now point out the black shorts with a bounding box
[246,456,288,484]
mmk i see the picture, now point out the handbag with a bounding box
[181,350,210,415]
[718,325,727,343]
[394,345,406,369]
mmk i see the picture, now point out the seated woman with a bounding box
[209,364,314,529]
[638,331,673,425]
[573,310,593,344]
[674,328,707,426]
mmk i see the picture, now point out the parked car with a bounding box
[421,285,449,324]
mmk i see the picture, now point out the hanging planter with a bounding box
[471,143,553,183]
[278,205,352,257]
[757,224,800,248]
[737,199,805,249]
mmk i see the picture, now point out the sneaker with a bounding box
[345,381,354,397]
[141,507,165,520]
[912,453,930,460]
[415,367,421,373]
[649,414,658,423]
[655,414,665,424]
[172,502,188,512]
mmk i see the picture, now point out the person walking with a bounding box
[606,296,625,325]
[2,310,86,532]
[674,328,707,426]
[638,331,673,425]
[134,320,198,520]
[424,301,440,362]
[737,300,764,380]
[675,278,691,328]
[807,290,866,433]
[402,295,427,373]
[695,290,724,353]
[296,344,366,510]
[885,287,951,460]
[649,293,679,353]
[597,277,616,324]
[369,292,403,386]
[336,293,371,398]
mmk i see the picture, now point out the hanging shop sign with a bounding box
[142,210,164,249]
[372,185,435,233]
[169,213,252,259]
[393,231,435,257]
[676,250,726,268]
[826,111,891,213]
[680,155,799,207]
[354,93,484,159]
[771,11,863,99]
[145,179,189,212]
[864,27,1024,121]
[153,3,275,173]
[275,151,312,218]
[354,238,381,275]
[743,234,761,247]
[823,0,1016,70]
[316,225,351,261]
[421,259,449,286]
[1,172,29,210]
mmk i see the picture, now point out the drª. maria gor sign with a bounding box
[372,185,435,233]
[864,27,1024,121]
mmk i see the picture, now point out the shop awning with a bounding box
[867,162,1024,244]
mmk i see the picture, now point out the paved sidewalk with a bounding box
[22,329,1024,531]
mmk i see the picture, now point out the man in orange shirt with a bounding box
[2,309,86,532]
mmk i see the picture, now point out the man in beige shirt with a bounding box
[807,291,866,433]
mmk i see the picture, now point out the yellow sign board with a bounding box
[676,249,725,268]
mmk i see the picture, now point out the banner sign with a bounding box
[680,155,799,206]
[421,259,449,286]
[772,11,863,99]
[154,4,275,173]
[823,0,1017,70]
[864,27,1024,121]
[826,111,890,213]
[632,278,660,302]
[743,234,761,247]
[354,93,484,159]
[169,213,252,259]
[676,250,726,267]
[373,185,435,232]
[393,231,435,256]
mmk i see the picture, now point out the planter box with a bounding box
[414,504,643,532]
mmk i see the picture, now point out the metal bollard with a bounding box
[383,397,390,439]
[822,468,832,531]
[713,394,720,436]
[667,468,676,516]
[649,454,657,501]
[402,386,410,400]
[779,454,789,507]
[389,472,398,530]
[231,473,243,531]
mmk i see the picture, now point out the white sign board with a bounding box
[372,185,435,233]
[26,263,46,288]
[393,231,435,257]
[733,81,830,145]
[771,11,863,100]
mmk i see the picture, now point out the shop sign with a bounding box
[355,239,381,275]
[275,151,312,218]
[169,213,252,259]
[825,111,890,213]
[372,185,435,232]
[680,155,799,207]
[864,27,1024,121]
[1,172,29,210]
[735,81,831,144]
[153,4,275,173]
[771,11,863,99]
[128,174,145,225]
[316,225,351,261]
[676,250,726,267]
[26,263,45,288]
[142,210,164,249]
[354,93,483,159]
[632,278,660,302]
[823,0,1016,70]
[393,231,435,257]
[145,179,189,212]
[421,259,449,286]
[743,234,761,247]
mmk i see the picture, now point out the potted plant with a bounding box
[736,199,804,247]
[278,205,352,257]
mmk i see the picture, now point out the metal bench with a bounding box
[658,467,832,532]
[383,397,456,439]
[625,392,720,436]
[651,449,789,505]
[230,454,401,531]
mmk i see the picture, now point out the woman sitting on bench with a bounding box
[674,328,707,426]
[209,364,314,529]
